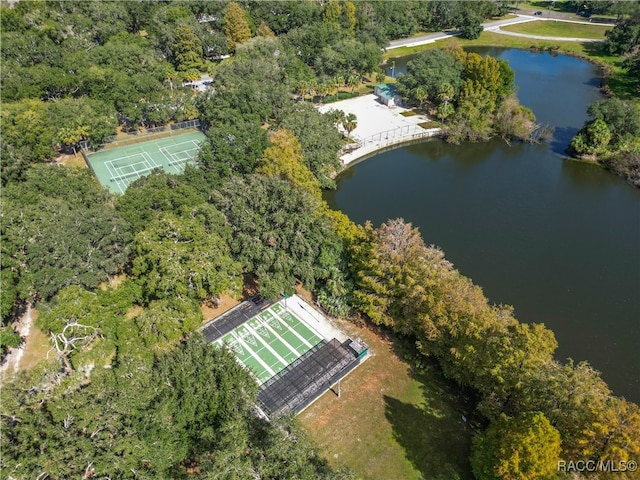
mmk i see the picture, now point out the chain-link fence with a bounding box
[80,119,201,154]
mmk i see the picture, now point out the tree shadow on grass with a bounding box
[383,335,477,479]
[384,393,473,480]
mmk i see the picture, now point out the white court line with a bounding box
[181,148,198,157]
[160,140,201,158]
[232,331,275,378]
[115,160,148,172]
[255,315,305,358]
[268,308,315,349]
[282,298,325,341]
[103,160,125,194]
[159,148,184,163]
[159,138,201,149]
[157,147,177,169]
[142,151,162,169]
[243,321,289,367]
[159,148,185,173]
[111,151,145,164]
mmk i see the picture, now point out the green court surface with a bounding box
[216,302,324,384]
[86,131,206,194]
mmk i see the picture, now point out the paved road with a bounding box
[387,14,614,50]
[387,16,534,49]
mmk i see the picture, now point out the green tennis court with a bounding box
[215,302,324,384]
[86,131,206,194]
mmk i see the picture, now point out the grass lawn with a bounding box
[500,20,610,39]
[419,121,442,129]
[385,32,594,59]
[58,153,88,168]
[298,319,473,480]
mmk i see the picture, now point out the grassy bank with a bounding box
[500,20,610,39]
[299,319,473,480]
[384,31,596,59]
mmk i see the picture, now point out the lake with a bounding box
[326,48,640,402]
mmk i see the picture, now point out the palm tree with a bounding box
[347,74,359,93]
[332,109,347,129]
[307,78,317,98]
[333,74,345,94]
[317,81,332,103]
[295,80,308,101]
[162,61,177,96]
[437,82,454,112]
[342,113,357,139]
[437,102,455,123]
[58,126,88,157]
[415,86,429,110]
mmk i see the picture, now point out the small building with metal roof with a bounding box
[374,83,402,107]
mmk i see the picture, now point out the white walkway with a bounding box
[285,295,348,343]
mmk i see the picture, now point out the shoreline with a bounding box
[339,128,442,166]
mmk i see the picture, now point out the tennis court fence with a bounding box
[80,119,201,155]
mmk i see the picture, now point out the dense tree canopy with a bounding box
[1,334,349,479]
[1,166,130,311]
[604,8,640,54]
[132,205,241,303]
[569,98,640,186]
[398,46,535,144]
[116,171,207,234]
[196,119,270,182]
[2,2,638,478]
[279,102,343,188]
[397,48,465,106]
[224,2,252,52]
[211,174,344,299]
[471,412,561,480]
[256,129,322,198]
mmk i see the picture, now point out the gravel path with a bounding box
[0,304,33,380]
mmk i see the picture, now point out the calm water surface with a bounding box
[328,48,640,401]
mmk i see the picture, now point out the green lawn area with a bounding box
[511,1,581,13]
[385,31,594,60]
[500,20,610,39]
[299,319,473,480]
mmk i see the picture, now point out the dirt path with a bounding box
[0,304,34,381]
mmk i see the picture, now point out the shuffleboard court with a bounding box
[215,300,324,384]
[86,131,206,194]
[203,294,370,417]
